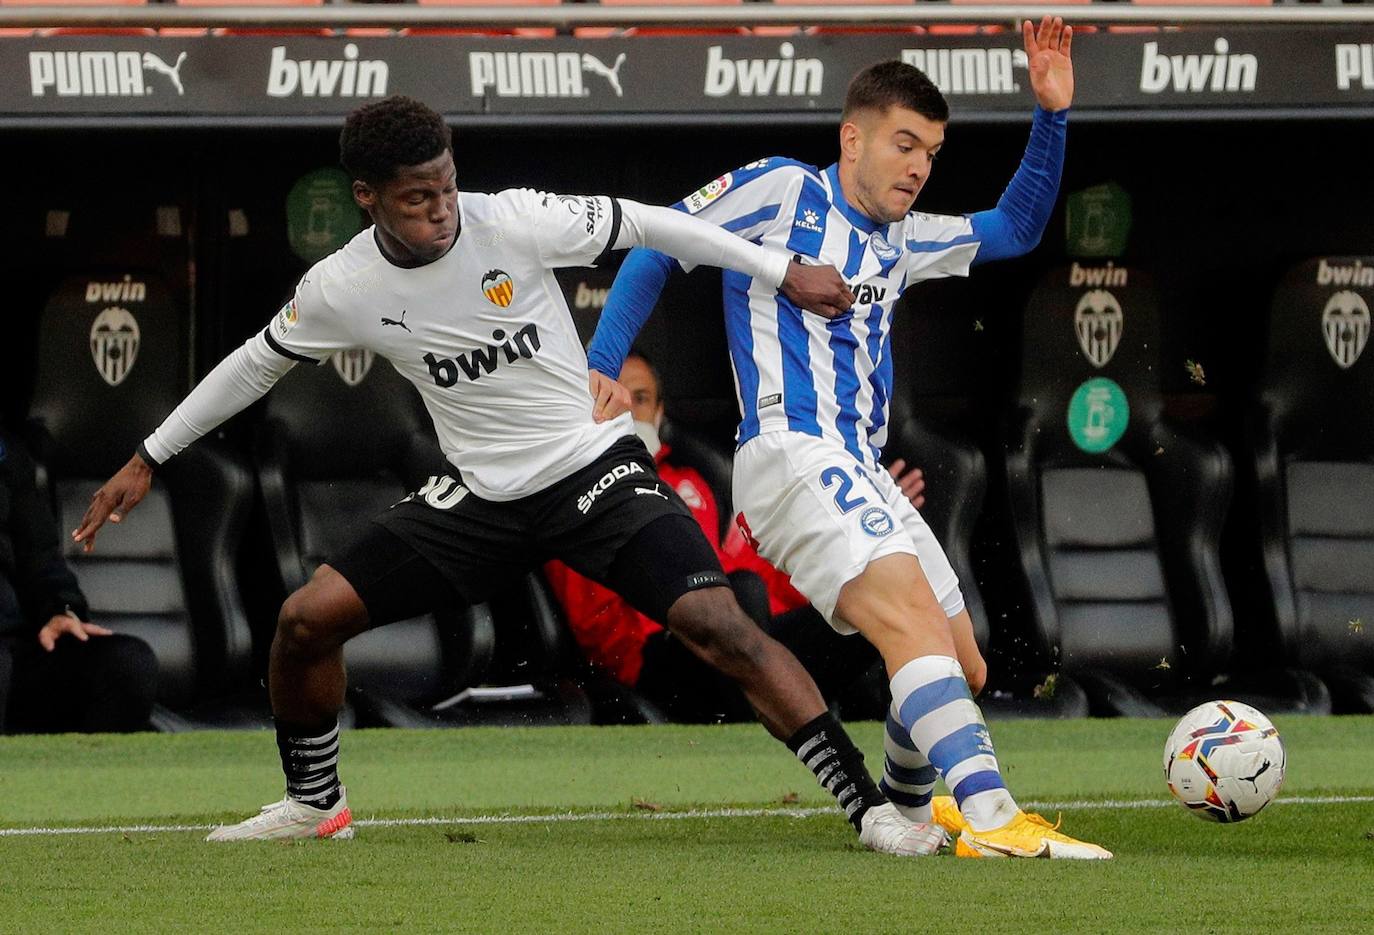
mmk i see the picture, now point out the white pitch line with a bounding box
[2,794,1371,839]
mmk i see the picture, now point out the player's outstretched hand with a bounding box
[782,259,855,320]
[37,612,113,652]
[71,452,154,553]
[588,369,632,423]
[887,458,926,510]
[1024,15,1074,112]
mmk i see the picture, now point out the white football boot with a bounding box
[857,802,948,856]
[206,787,354,842]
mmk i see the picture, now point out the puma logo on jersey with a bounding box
[424,324,542,386]
[634,486,668,500]
[577,462,646,514]
[381,309,411,332]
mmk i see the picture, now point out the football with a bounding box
[1163,700,1287,822]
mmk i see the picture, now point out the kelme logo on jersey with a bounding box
[683,174,732,215]
[89,306,140,387]
[482,269,515,308]
[577,461,646,514]
[794,209,823,234]
[859,507,894,538]
[1322,290,1370,369]
[1074,289,1124,368]
[424,324,542,386]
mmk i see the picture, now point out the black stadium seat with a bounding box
[1003,264,1329,716]
[1239,256,1374,712]
[27,271,258,727]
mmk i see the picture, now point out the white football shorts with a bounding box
[733,431,965,634]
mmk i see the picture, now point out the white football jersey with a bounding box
[266,188,631,501]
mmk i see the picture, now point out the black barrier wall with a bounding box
[6,30,1374,124]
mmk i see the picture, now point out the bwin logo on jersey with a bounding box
[89,307,140,387]
[331,348,375,386]
[424,324,542,386]
[468,51,626,99]
[1321,290,1370,369]
[577,461,646,514]
[30,50,187,98]
[1075,289,1124,368]
[900,48,1027,95]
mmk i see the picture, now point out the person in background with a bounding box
[0,425,157,733]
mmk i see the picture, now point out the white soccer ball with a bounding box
[1163,700,1286,822]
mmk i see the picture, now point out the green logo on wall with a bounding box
[1067,377,1129,454]
[286,168,363,264]
[1065,182,1132,258]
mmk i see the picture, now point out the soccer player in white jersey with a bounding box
[71,96,947,855]
[589,19,1112,859]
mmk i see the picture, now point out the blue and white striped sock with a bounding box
[879,703,937,822]
[890,655,1018,832]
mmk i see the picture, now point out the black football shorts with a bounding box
[328,435,728,626]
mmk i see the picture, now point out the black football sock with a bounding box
[275,718,342,810]
[786,711,886,832]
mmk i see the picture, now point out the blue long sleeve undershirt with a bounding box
[587,106,1068,378]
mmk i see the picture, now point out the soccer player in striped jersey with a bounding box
[589,18,1111,859]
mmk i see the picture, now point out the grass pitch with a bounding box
[1,717,1371,933]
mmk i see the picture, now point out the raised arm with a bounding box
[969,16,1073,265]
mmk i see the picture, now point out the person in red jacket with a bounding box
[544,352,928,722]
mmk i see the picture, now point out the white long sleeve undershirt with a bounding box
[141,333,296,464]
[613,198,791,289]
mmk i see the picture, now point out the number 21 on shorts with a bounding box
[819,465,867,514]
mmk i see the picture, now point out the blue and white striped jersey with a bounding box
[588,106,1067,469]
[672,157,980,467]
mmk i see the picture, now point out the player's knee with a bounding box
[668,588,768,675]
[276,591,340,655]
[963,656,988,696]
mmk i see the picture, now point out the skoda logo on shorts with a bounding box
[859,507,894,538]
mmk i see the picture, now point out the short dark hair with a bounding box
[339,96,451,187]
[842,61,949,124]
[626,348,663,399]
